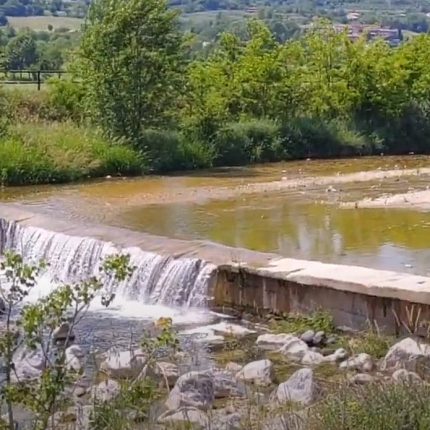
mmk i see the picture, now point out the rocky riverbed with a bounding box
[7,312,430,430]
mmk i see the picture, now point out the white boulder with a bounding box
[380,337,430,371]
[236,359,273,386]
[273,368,318,406]
[340,353,374,372]
[256,333,295,350]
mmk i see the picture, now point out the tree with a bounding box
[77,0,186,148]
[0,12,7,26]
[4,31,38,69]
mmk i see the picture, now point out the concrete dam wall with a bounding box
[2,204,430,334]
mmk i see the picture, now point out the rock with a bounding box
[153,362,179,387]
[166,371,214,411]
[348,373,375,385]
[273,368,318,406]
[195,333,225,348]
[53,322,75,343]
[256,333,295,350]
[209,322,256,338]
[392,369,422,384]
[313,331,325,346]
[321,348,335,356]
[301,351,325,366]
[324,348,348,363]
[12,347,45,382]
[182,326,225,348]
[278,337,309,361]
[380,337,430,372]
[326,336,337,345]
[337,325,358,335]
[71,377,91,398]
[300,330,315,346]
[236,359,273,386]
[225,362,243,373]
[213,370,245,398]
[158,407,208,429]
[65,345,84,373]
[100,349,146,379]
[91,379,120,402]
[340,353,374,372]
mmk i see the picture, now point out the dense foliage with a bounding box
[74,4,430,172]
[3,0,430,184]
[0,26,79,71]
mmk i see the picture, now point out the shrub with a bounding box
[47,78,86,123]
[270,311,336,335]
[212,119,284,166]
[0,123,146,185]
[138,128,214,172]
[347,328,394,359]
[280,117,377,159]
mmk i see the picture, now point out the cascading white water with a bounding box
[0,218,216,310]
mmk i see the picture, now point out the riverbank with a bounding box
[0,122,146,186]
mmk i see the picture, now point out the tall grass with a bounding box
[308,382,430,430]
[0,123,145,186]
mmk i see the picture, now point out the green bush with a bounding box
[309,382,430,430]
[0,123,146,185]
[280,117,376,159]
[212,119,284,166]
[138,128,214,172]
[47,78,86,122]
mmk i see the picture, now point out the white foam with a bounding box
[19,275,214,325]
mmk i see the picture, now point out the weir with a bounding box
[2,204,430,333]
[0,210,216,308]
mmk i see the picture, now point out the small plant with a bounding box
[0,251,133,430]
[270,311,336,335]
[347,326,394,359]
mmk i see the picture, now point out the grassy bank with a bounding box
[0,122,145,186]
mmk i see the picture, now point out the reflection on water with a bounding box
[2,156,430,275]
[119,196,430,275]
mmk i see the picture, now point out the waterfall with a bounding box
[0,218,216,308]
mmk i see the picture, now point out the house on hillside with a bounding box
[334,24,402,46]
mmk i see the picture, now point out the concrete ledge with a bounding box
[215,261,430,334]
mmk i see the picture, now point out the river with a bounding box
[1,156,430,275]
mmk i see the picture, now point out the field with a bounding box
[181,9,249,24]
[6,16,83,31]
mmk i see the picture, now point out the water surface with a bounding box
[2,156,430,275]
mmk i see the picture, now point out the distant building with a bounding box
[333,24,402,46]
[346,12,360,21]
